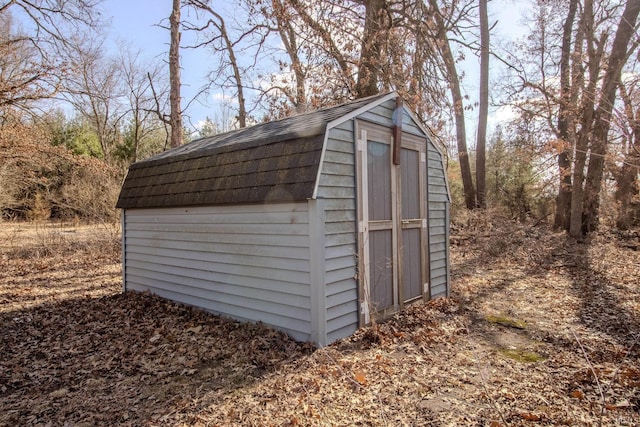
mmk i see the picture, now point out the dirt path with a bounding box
[0,221,638,426]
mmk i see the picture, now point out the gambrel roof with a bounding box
[116,93,391,209]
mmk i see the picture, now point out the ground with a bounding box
[0,219,639,426]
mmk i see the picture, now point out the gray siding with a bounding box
[426,141,450,298]
[317,120,359,343]
[358,100,423,136]
[357,99,395,127]
[401,109,424,136]
[123,203,313,341]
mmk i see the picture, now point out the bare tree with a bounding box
[552,0,579,230]
[63,40,124,163]
[428,0,476,210]
[355,0,390,97]
[183,0,282,128]
[612,76,640,229]
[270,0,307,113]
[0,0,103,115]
[169,0,183,147]
[0,14,58,113]
[118,47,169,163]
[568,0,603,237]
[499,0,640,234]
[284,0,357,96]
[475,0,489,209]
[582,0,640,233]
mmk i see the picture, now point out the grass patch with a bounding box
[485,314,527,329]
[498,348,545,363]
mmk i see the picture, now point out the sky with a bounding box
[105,0,529,135]
[106,0,220,129]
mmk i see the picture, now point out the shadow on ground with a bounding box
[0,292,313,426]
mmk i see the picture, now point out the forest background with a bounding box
[1,0,640,235]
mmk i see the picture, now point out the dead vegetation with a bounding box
[1,217,639,426]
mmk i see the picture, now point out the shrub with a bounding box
[0,116,121,222]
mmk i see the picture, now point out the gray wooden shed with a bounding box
[116,92,450,346]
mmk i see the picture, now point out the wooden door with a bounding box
[356,121,428,324]
[399,135,428,304]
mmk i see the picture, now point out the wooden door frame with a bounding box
[398,132,430,304]
[355,120,430,326]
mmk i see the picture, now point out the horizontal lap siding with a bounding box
[123,203,313,341]
[427,142,450,299]
[318,121,359,344]
[357,100,395,128]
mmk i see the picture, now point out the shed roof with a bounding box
[117,93,391,209]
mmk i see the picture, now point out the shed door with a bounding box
[357,121,428,324]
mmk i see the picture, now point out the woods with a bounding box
[2,0,639,233]
[504,0,640,234]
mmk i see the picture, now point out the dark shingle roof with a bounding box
[116,94,390,209]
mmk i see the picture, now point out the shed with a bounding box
[116,92,450,346]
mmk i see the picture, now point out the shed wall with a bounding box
[123,203,313,341]
[426,142,449,298]
[317,120,359,343]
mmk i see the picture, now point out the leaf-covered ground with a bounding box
[1,220,639,426]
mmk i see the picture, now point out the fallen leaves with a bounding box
[518,412,543,421]
[1,220,639,426]
[570,389,585,399]
[353,370,368,386]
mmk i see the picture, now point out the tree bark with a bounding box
[355,0,388,98]
[553,0,578,231]
[429,0,475,209]
[614,86,640,229]
[218,18,247,128]
[273,0,307,113]
[583,0,640,233]
[569,0,600,237]
[475,0,489,209]
[169,0,183,148]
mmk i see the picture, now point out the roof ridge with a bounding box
[134,93,393,167]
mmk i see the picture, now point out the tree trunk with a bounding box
[614,84,640,229]
[429,0,475,209]
[569,0,599,237]
[475,0,489,209]
[286,0,356,93]
[553,0,578,231]
[583,0,640,233]
[273,0,307,113]
[221,23,247,128]
[615,143,640,229]
[355,0,388,98]
[169,0,183,148]
[444,37,475,210]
